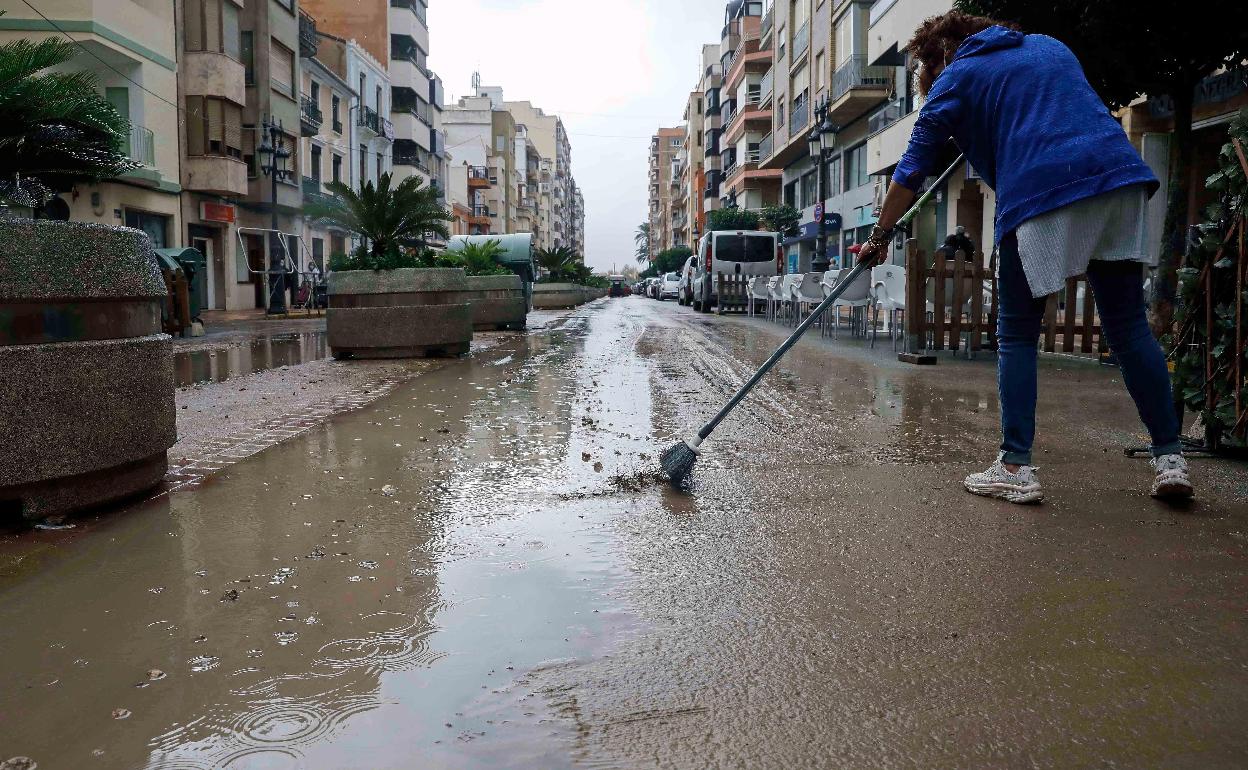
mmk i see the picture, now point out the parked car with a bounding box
[690,229,782,312]
[608,276,630,297]
[633,281,645,296]
[677,255,697,305]
[659,272,681,301]
[645,277,660,299]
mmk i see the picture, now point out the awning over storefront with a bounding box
[782,214,843,246]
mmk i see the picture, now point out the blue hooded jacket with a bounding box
[892,26,1158,240]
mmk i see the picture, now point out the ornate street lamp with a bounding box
[809,99,839,274]
[257,117,292,315]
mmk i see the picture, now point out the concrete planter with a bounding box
[464,274,527,331]
[0,219,176,522]
[533,282,597,310]
[327,267,473,358]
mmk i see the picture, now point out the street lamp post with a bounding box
[257,117,292,315]
[808,97,839,274]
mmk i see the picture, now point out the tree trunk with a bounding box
[1151,76,1196,338]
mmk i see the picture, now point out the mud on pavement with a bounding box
[1,298,1246,769]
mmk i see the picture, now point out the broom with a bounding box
[660,156,965,484]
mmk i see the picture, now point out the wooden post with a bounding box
[1062,277,1077,353]
[931,246,947,351]
[951,252,966,353]
[1042,294,1058,353]
[1081,279,1096,354]
[970,252,984,353]
[899,241,936,364]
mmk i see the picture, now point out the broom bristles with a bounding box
[660,441,699,485]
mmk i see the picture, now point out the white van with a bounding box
[677,255,697,305]
[690,230,782,312]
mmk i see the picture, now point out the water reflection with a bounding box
[174,334,329,387]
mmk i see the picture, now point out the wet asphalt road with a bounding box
[2,297,1247,769]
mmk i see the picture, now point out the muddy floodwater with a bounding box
[2,299,1247,769]
[173,333,329,387]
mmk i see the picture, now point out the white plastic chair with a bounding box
[822,267,872,338]
[870,264,907,350]
[766,276,785,322]
[781,274,805,325]
[789,272,825,327]
[747,276,770,317]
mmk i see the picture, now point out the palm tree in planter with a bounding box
[535,245,580,281]
[307,174,471,359]
[0,37,137,209]
[309,172,452,271]
[0,37,179,523]
[443,239,528,331]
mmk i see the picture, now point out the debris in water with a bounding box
[111,708,131,720]
[34,522,75,531]
[274,631,299,646]
[381,485,398,497]
[308,546,326,559]
[593,462,603,473]
[358,560,378,570]
[148,587,164,594]
[347,576,362,582]
[188,655,219,672]
[1,758,38,770]
[221,589,240,602]
[581,452,591,462]
[146,669,166,681]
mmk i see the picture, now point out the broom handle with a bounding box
[696,155,965,441]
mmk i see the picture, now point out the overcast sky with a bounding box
[429,0,725,273]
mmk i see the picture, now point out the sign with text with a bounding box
[200,202,236,224]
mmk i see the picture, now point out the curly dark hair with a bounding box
[907,11,1021,96]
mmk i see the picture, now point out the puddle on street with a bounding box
[0,305,665,769]
[174,333,329,387]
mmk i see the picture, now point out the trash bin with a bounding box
[158,247,207,320]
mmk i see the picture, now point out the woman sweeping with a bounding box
[858,11,1193,503]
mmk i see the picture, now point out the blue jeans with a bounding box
[996,233,1181,465]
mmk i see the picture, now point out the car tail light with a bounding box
[705,240,713,271]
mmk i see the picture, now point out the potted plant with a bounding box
[307,172,468,358]
[442,239,528,331]
[0,37,176,523]
[533,246,595,308]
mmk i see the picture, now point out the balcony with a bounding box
[298,10,317,58]
[391,35,427,74]
[759,69,773,107]
[467,165,490,188]
[300,94,322,137]
[302,175,338,209]
[390,0,427,26]
[792,21,810,62]
[829,55,893,123]
[125,124,155,167]
[868,97,908,136]
[358,105,380,134]
[789,97,809,137]
[392,87,432,125]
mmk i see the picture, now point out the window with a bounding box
[185,0,239,57]
[376,153,382,180]
[844,142,868,189]
[824,154,841,197]
[835,16,852,65]
[784,181,797,208]
[312,238,325,271]
[310,144,321,181]
[242,124,257,177]
[270,39,295,97]
[310,80,320,106]
[330,233,346,259]
[332,153,342,184]
[375,84,383,112]
[360,145,367,184]
[815,51,825,94]
[240,31,254,85]
[800,170,817,208]
[185,95,243,158]
[331,94,341,132]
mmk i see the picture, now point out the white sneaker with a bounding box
[1150,454,1194,500]
[964,457,1044,504]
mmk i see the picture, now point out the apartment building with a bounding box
[699,44,725,225]
[647,127,684,260]
[299,0,446,197]
[719,0,781,212]
[570,182,586,256]
[296,33,363,271]
[442,91,505,236]
[0,0,183,244]
[506,99,577,253]
[679,85,707,250]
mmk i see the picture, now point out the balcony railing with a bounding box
[792,21,809,61]
[468,165,489,180]
[868,97,908,135]
[744,148,761,164]
[760,5,774,40]
[471,205,490,219]
[300,94,322,135]
[831,55,893,101]
[126,124,155,167]
[759,133,773,162]
[759,69,773,104]
[298,10,317,58]
[790,97,809,136]
[358,106,380,133]
[390,0,427,25]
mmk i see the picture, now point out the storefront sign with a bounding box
[1148,68,1247,118]
[200,202,236,224]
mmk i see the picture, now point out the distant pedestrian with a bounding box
[858,11,1191,504]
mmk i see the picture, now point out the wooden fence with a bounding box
[901,241,1104,360]
[715,273,752,314]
